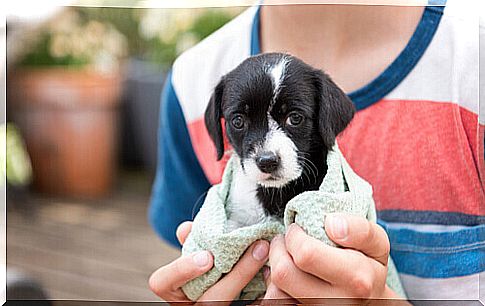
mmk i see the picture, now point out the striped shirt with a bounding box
[149,0,484,301]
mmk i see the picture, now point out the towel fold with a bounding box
[181,143,406,301]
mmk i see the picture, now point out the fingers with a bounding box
[325,213,390,265]
[270,234,386,299]
[261,266,296,304]
[262,283,295,304]
[199,240,270,302]
[149,250,213,301]
[268,235,339,298]
[285,223,385,286]
[176,221,193,245]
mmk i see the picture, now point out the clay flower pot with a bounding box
[8,67,122,198]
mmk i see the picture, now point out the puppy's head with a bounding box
[205,53,355,188]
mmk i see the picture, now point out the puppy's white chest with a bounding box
[226,164,268,232]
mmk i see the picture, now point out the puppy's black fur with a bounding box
[205,53,355,218]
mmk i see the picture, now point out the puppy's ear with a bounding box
[313,70,355,150]
[204,79,225,160]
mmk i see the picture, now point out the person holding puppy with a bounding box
[148,1,484,303]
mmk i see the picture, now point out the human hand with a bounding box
[266,213,406,303]
[256,266,298,305]
[149,221,270,304]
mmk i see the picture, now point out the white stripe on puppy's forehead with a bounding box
[270,59,286,92]
[265,56,289,154]
[267,56,289,111]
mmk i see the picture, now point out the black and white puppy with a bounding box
[205,53,355,231]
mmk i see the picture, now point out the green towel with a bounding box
[181,143,406,301]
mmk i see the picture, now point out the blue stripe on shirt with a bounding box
[378,210,485,226]
[149,71,211,247]
[378,220,485,278]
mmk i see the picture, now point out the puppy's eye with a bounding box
[286,112,304,126]
[231,115,245,129]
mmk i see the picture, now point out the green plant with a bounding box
[0,123,33,187]
[17,6,244,70]
[135,7,243,68]
[81,6,243,68]
[18,8,128,72]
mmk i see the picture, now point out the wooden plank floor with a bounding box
[7,171,181,302]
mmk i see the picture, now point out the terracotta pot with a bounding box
[8,67,122,198]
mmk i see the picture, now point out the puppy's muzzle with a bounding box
[255,152,280,174]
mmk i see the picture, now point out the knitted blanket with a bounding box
[181,143,406,301]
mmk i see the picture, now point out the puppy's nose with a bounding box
[256,152,280,173]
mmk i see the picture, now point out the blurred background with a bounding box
[5,3,245,302]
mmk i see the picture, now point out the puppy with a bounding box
[205,53,355,231]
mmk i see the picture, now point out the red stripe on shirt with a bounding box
[338,100,484,215]
[187,99,484,216]
[187,118,231,185]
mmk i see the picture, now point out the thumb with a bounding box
[176,221,193,245]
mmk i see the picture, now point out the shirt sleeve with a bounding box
[149,71,211,248]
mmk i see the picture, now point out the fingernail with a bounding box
[263,266,270,280]
[193,251,210,267]
[327,214,348,240]
[252,241,269,261]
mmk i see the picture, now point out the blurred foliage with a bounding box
[0,123,33,187]
[77,7,144,58]
[18,6,244,70]
[20,33,89,67]
[19,9,127,72]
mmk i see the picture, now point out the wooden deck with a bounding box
[7,171,181,302]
